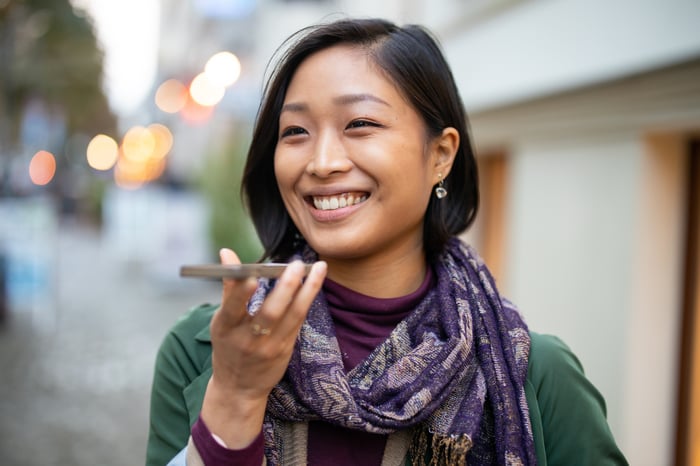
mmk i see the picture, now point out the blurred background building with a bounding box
[1,0,699,465]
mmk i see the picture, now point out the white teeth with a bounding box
[312,193,367,211]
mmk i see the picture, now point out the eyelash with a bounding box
[280,126,307,138]
[279,120,381,139]
[347,119,379,129]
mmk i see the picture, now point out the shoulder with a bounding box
[170,302,217,342]
[147,304,217,466]
[155,303,217,376]
[526,332,628,465]
[527,331,607,417]
[528,332,585,383]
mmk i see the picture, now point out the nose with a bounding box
[305,130,352,177]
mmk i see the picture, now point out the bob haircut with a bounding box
[242,18,479,262]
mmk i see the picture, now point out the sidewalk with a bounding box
[0,222,219,465]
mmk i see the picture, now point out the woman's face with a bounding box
[274,44,450,265]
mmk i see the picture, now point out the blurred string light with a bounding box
[86,134,119,170]
[189,72,225,106]
[180,97,215,124]
[113,124,174,189]
[155,79,188,114]
[122,126,156,163]
[204,51,241,87]
[155,51,241,116]
[29,150,57,186]
[149,123,174,158]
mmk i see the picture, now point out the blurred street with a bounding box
[0,221,220,466]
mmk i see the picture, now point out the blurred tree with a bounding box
[0,0,116,192]
[199,124,263,263]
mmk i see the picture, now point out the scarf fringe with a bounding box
[409,428,472,466]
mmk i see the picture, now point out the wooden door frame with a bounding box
[675,138,700,466]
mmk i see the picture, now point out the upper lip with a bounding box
[303,186,370,197]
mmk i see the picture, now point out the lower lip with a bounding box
[308,200,365,222]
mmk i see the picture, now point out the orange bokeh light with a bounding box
[180,96,214,124]
[113,123,174,188]
[122,126,156,163]
[114,151,166,189]
[148,123,173,159]
[155,79,188,113]
[29,150,56,186]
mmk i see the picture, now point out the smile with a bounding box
[311,192,368,211]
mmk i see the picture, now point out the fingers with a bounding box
[278,260,327,333]
[213,247,327,340]
[219,248,240,266]
[216,248,257,329]
[289,260,327,318]
[254,260,327,338]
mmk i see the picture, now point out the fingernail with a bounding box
[314,261,327,274]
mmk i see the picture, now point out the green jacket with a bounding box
[146,304,628,465]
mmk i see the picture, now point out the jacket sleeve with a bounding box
[146,304,217,466]
[527,332,628,466]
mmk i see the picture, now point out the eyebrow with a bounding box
[280,93,391,113]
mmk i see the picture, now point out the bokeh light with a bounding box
[189,72,225,107]
[122,126,156,163]
[86,134,119,170]
[155,79,188,113]
[148,123,174,159]
[114,154,166,189]
[112,123,174,188]
[180,96,215,124]
[204,51,241,87]
[29,150,57,186]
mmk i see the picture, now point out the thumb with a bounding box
[219,248,242,266]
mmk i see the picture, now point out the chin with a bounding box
[307,240,370,261]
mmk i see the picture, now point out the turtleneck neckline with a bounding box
[322,266,435,371]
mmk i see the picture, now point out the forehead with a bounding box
[283,44,403,102]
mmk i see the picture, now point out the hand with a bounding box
[200,248,327,448]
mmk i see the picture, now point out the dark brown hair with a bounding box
[242,18,479,262]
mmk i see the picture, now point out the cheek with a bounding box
[274,152,303,212]
[393,145,434,191]
[273,153,289,189]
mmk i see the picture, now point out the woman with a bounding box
[147,18,627,465]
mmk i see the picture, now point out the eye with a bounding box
[346,119,380,130]
[280,126,307,138]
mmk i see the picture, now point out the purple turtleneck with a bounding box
[192,267,434,465]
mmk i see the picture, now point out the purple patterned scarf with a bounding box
[247,238,536,465]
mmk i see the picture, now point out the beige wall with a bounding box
[504,135,687,466]
[466,60,700,465]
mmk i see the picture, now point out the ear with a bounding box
[430,127,459,185]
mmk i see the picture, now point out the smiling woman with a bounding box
[146,18,628,466]
[272,44,459,293]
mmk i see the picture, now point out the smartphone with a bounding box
[180,263,313,280]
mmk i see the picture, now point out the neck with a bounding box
[322,245,427,298]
